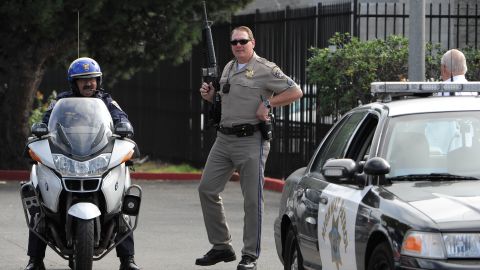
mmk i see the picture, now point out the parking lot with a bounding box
[0,179,283,270]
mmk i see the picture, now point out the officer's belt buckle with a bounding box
[232,124,255,137]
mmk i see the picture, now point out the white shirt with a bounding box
[440,75,477,96]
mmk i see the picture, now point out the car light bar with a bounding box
[371,82,480,94]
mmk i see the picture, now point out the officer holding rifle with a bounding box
[196,25,302,270]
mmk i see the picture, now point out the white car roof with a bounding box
[383,96,480,116]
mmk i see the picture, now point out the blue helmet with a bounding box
[67,57,103,87]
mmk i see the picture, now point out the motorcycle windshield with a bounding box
[48,98,113,157]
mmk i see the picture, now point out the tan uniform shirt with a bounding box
[218,52,298,127]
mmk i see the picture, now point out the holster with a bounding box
[259,120,273,141]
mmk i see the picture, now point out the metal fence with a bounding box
[354,1,480,49]
[39,1,480,178]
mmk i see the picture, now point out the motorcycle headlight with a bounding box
[401,231,480,259]
[53,154,111,177]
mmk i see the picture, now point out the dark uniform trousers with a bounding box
[198,131,270,259]
[27,222,135,258]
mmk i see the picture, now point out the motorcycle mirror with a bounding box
[114,122,134,138]
[31,122,49,137]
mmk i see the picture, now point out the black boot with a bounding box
[237,255,257,270]
[195,248,236,266]
[24,257,46,270]
[119,255,141,270]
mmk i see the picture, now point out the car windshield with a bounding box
[382,111,480,179]
[48,98,113,157]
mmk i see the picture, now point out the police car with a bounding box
[274,82,480,270]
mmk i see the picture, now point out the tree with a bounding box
[0,0,250,169]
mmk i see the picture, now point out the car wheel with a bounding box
[284,228,304,270]
[367,242,394,270]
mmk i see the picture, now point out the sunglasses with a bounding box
[230,39,250,46]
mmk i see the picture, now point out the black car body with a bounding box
[274,83,480,270]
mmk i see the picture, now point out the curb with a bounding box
[0,170,284,192]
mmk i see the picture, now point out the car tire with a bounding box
[367,242,394,270]
[284,228,304,270]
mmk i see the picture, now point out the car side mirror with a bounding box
[363,157,390,175]
[322,158,358,183]
[31,122,49,137]
[114,122,134,138]
[364,157,391,185]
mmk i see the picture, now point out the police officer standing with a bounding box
[25,57,140,270]
[196,26,303,270]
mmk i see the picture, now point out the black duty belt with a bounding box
[218,123,260,137]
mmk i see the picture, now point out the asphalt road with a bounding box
[0,180,283,270]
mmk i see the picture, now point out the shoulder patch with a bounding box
[287,78,295,87]
[272,66,286,79]
[111,100,122,110]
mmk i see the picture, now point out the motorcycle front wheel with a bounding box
[73,218,94,270]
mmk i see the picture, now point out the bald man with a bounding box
[440,49,476,95]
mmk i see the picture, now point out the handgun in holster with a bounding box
[259,113,274,141]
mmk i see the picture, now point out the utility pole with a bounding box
[408,0,425,81]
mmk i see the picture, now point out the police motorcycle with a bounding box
[20,97,141,270]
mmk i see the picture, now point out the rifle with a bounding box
[201,1,221,127]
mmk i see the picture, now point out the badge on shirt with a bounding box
[246,68,254,78]
[272,66,285,79]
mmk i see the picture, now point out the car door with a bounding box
[315,112,378,270]
[294,109,377,269]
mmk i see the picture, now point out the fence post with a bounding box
[353,0,358,37]
[408,0,426,81]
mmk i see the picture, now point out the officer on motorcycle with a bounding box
[25,57,140,270]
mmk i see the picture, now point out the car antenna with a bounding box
[77,10,80,58]
[449,0,453,82]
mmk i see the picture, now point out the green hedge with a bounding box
[307,33,480,116]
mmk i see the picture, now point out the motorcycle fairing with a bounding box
[107,139,136,170]
[47,98,113,158]
[102,164,127,214]
[28,139,55,169]
[35,163,63,213]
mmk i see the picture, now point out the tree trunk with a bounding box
[0,58,46,169]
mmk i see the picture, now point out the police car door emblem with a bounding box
[322,197,348,268]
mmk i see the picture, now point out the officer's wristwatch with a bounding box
[263,99,271,109]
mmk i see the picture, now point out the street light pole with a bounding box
[408,0,426,81]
